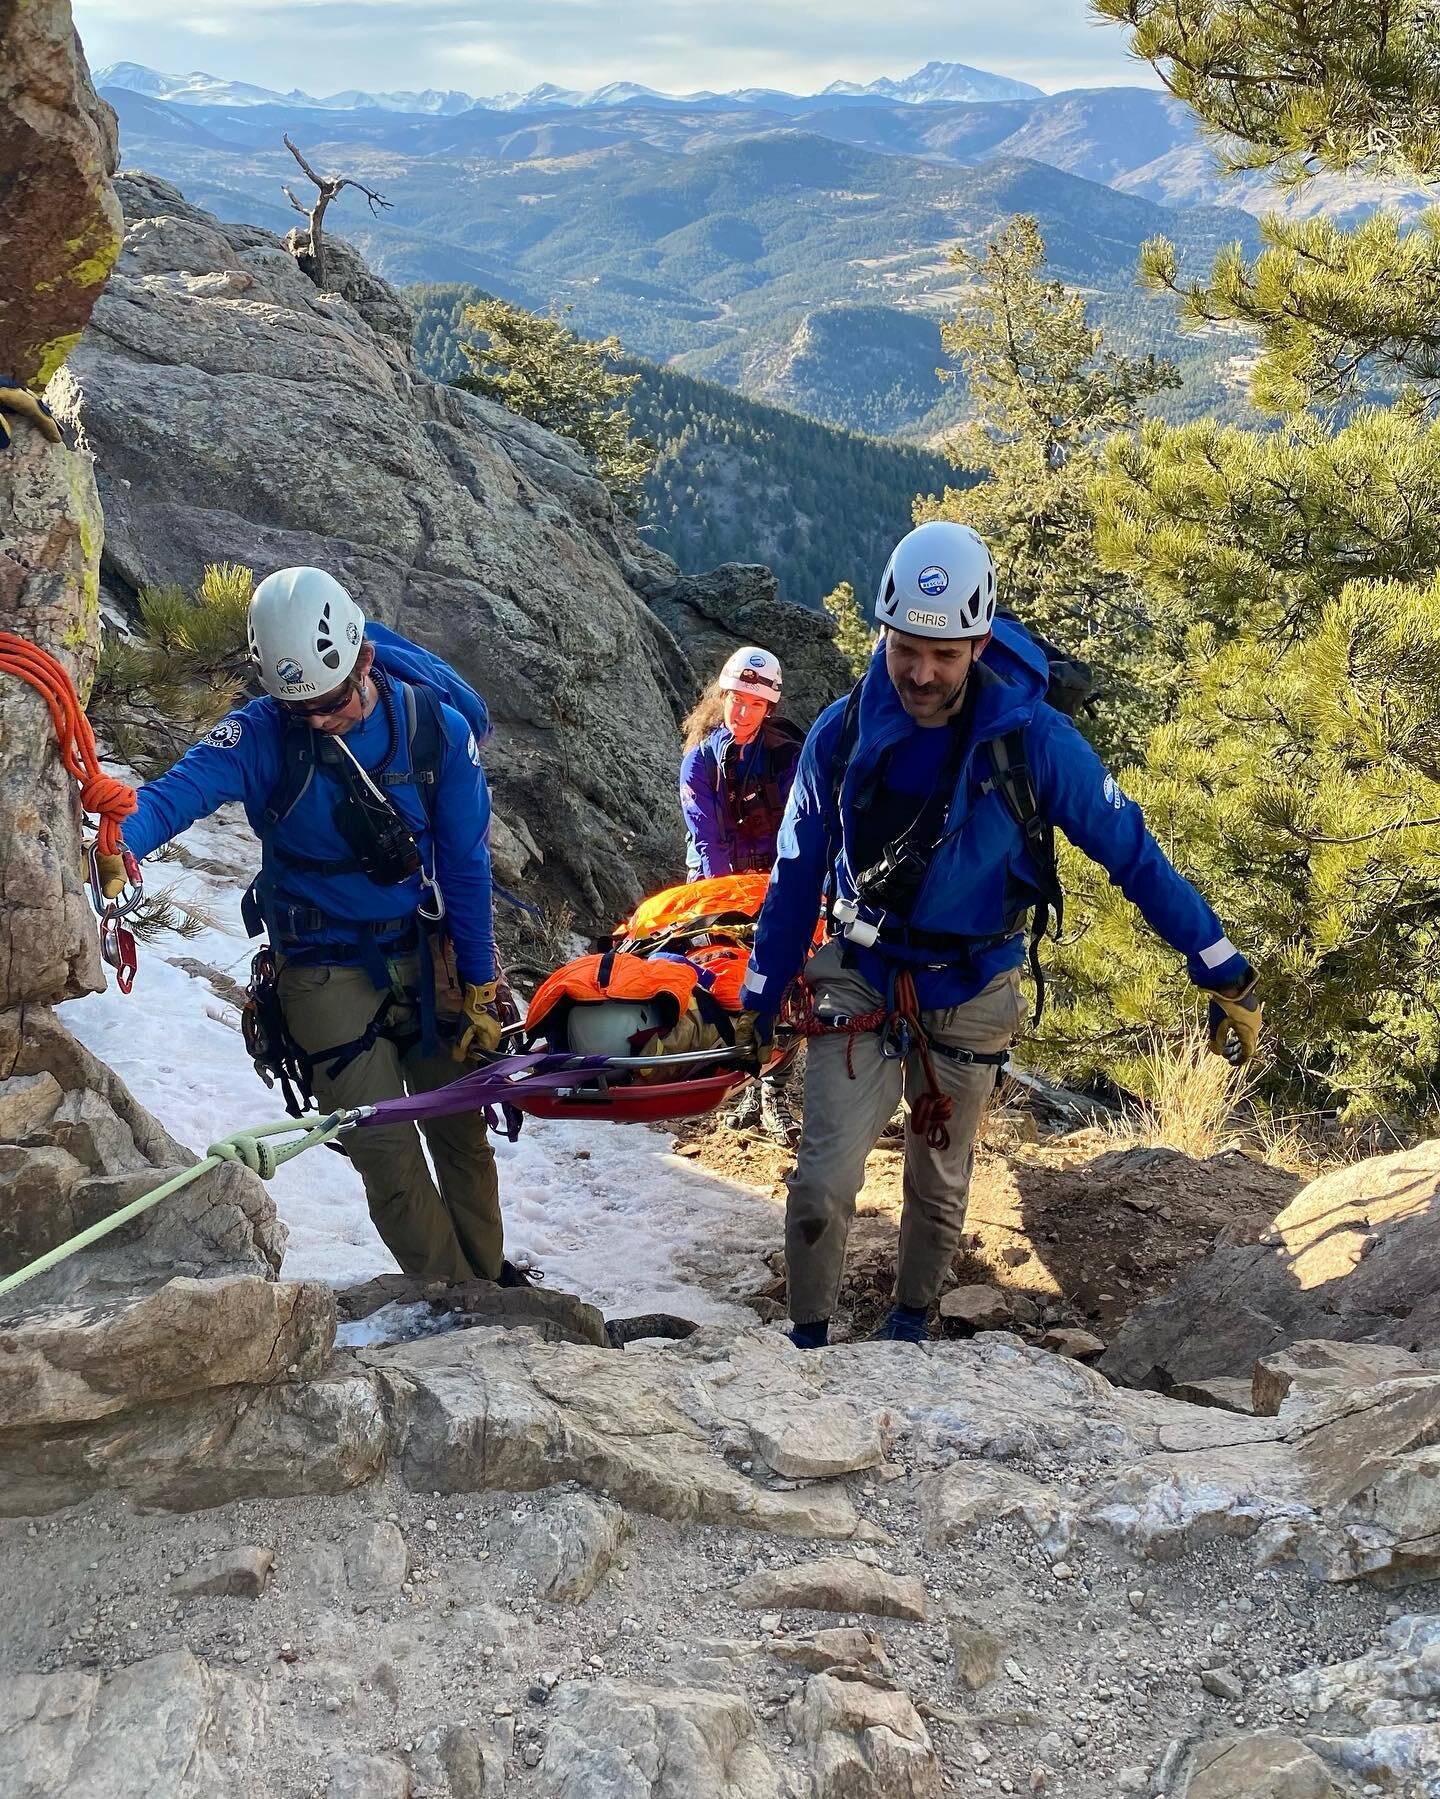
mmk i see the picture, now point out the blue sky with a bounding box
[74,0,1161,99]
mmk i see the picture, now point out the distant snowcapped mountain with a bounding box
[94,62,477,113]
[823,60,1042,103]
[96,59,1042,116]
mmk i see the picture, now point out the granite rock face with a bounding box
[51,173,848,927]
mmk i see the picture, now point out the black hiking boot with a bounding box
[497,1259,540,1288]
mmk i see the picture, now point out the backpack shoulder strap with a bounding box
[987,726,1063,1026]
[987,729,1055,893]
[377,681,444,827]
[826,680,865,843]
[263,720,318,829]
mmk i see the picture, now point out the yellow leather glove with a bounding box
[95,852,129,900]
[1205,975,1263,1066]
[734,1009,777,1073]
[455,979,503,1061]
[0,379,62,449]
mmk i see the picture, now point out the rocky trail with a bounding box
[5,32,1440,1795]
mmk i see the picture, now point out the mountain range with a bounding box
[95,59,1044,116]
[98,72,1272,435]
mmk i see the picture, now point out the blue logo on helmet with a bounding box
[918,565,949,597]
[748,653,767,667]
[275,658,305,687]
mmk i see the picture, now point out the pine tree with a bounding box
[821,580,877,678]
[92,563,255,775]
[918,215,1180,761]
[1048,0,1440,1121]
[454,298,654,510]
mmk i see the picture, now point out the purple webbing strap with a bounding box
[351,1052,613,1130]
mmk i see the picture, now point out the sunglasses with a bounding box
[283,674,359,720]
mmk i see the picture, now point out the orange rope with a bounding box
[0,633,137,854]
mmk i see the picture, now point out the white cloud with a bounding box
[75,0,1159,99]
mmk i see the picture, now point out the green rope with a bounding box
[0,1111,351,1301]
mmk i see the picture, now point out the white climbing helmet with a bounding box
[564,1000,667,1059]
[874,520,997,640]
[247,566,366,700]
[719,646,782,702]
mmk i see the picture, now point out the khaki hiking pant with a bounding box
[786,938,1026,1324]
[278,954,502,1282]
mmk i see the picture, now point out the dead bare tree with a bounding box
[281,134,392,288]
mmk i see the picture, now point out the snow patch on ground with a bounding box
[65,803,778,1322]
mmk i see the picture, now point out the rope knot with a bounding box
[207,1131,279,1180]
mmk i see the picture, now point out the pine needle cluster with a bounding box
[92,563,254,775]
[454,299,655,510]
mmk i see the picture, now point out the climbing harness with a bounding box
[794,965,1009,1153]
[0,633,144,991]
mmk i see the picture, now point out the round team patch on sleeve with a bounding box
[203,718,244,749]
[466,732,483,768]
[1103,774,1126,810]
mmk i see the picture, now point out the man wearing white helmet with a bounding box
[736,520,1262,1347]
[94,566,519,1285]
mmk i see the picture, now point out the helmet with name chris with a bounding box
[874,521,996,640]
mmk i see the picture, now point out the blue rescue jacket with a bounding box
[123,635,495,984]
[740,621,1247,1014]
[680,719,802,878]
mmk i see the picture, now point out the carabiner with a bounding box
[87,844,145,920]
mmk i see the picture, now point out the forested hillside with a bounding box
[412,283,954,607]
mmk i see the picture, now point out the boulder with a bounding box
[1181,1733,1338,1798]
[171,1545,274,1599]
[327,1757,411,1799]
[0,1275,335,1430]
[0,1006,284,1306]
[787,1671,940,1798]
[0,1364,388,1517]
[1172,1376,1257,1414]
[1290,1613,1440,1724]
[770,1627,893,1678]
[1041,1326,1106,1360]
[507,1489,629,1604]
[51,174,846,929]
[917,1459,1071,1557]
[731,1556,927,1622]
[541,1679,782,1798]
[344,1519,410,1598]
[950,1614,1007,1692]
[0,1649,265,1795]
[1103,1141,1440,1389]
[368,1332,875,1541]
[1252,1339,1429,1418]
[1293,1376,1440,1579]
[938,1284,1011,1331]
[745,1394,885,1479]
[0,1073,64,1140]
